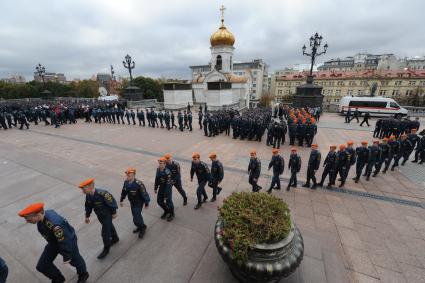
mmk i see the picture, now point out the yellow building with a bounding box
[274,69,425,105]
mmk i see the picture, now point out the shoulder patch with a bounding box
[53,226,65,242]
[104,192,113,203]
[45,220,54,229]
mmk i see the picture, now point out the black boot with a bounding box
[267,188,272,194]
[160,211,168,219]
[52,274,66,283]
[167,212,175,222]
[183,198,188,206]
[217,187,222,195]
[133,227,140,233]
[311,184,317,190]
[202,196,208,203]
[97,246,110,259]
[111,237,119,246]
[210,197,216,202]
[138,225,147,239]
[77,272,89,283]
[339,182,345,188]
[194,203,202,210]
[286,185,290,191]
[302,183,310,188]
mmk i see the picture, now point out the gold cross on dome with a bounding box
[220,5,226,24]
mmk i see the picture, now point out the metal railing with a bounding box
[403,106,425,117]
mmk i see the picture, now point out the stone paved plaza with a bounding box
[1,113,425,283]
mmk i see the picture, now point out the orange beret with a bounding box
[250,149,256,154]
[158,157,167,162]
[18,202,44,217]
[209,152,217,158]
[347,141,354,145]
[164,154,172,160]
[330,145,337,149]
[339,144,346,150]
[125,167,136,174]
[311,144,318,148]
[383,137,389,141]
[361,141,368,145]
[79,178,94,189]
[373,140,379,144]
[291,148,297,152]
[192,152,200,159]
[272,148,279,154]
[390,135,396,141]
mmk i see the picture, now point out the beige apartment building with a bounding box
[274,69,425,105]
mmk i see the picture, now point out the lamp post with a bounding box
[122,54,135,83]
[110,65,115,81]
[302,33,328,82]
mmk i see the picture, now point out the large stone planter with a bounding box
[215,216,304,283]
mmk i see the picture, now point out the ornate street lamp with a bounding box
[110,65,115,81]
[122,54,135,83]
[302,32,328,78]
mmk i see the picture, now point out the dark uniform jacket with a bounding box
[248,158,261,178]
[166,161,182,182]
[190,162,211,183]
[154,168,173,191]
[336,150,350,168]
[323,151,337,169]
[288,154,302,173]
[120,179,150,205]
[85,188,118,218]
[210,160,224,183]
[379,143,391,159]
[368,145,382,164]
[268,155,284,175]
[308,150,321,170]
[346,147,356,166]
[356,147,370,164]
[37,210,77,262]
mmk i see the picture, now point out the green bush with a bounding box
[218,192,292,263]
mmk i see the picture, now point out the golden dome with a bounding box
[210,24,235,47]
[210,5,235,47]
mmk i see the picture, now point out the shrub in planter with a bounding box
[215,192,304,283]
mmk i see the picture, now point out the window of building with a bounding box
[277,90,282,95]
[394,81,402,86]
[253,84,256,87]
[335,90,341,95]
[216,55,222,70]
[409,81,416,86]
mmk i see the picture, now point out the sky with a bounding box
[0,0,423,81]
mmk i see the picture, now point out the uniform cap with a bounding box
[291,148,297,152]
[390,135,396,141]
[79,178,94,189]
[272,148,279,154]
[373,140,380,144]
[311,143,318,148]
[125,167,136,174]
[361,141,368,145]
[347,140,354,145]
[330,145,337,149]
[192,152,200,159]
[250,149,257,155]
[209,152,217,158]
[18,202,44,217]
[164,154,172,160]
[158,157,167,162]
[339,144,346,150]
[383,137,389,141]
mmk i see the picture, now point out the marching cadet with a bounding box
[395,133,413,168]
[413,134,425,164]
[164,111,171,130]
[171,111,177,129]
[154,157,175,221]
[406,128,420,161]
[353,141,370,183]
[345,141,356,178]
[119,168,150,239]
[79,178,119,259]
[190,153,211,209]
[288,119,297,146]
[130,110,136,125]
[178,111,184,131]
[198,110,203,130]
[188,111,193,131]
[388,135,400,172]
[267,148,284,193]
[365,140,381,180]
[248,149,262,192]
[318,145,337,189]
[335,144,350,187]
[209,152,224,202]
[18,203,89,283]
[203,113,209,136]
[164,154,188,206]
[375,138,391,176]
[0,257,7,283]
[183,111,189,129]
[302,144,321,189]
[158,111,164,128]
[125,109,131,125]
[287,148,302,191]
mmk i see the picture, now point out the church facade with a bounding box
[164,7,253,110]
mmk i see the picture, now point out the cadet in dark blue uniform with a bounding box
[287,148,302,191]
[164,154,188,206]
[395,134,413,168]
[365,140,382,180]
[248,150,262,192]
[335,144,350,187]
[209,152,224,202]
[191,153,211,209]
[267,148,284,193]
[80,178,119,259]
[155,157,175,221]
[345,141,356,178]
[318,145,337,189]
[374,138,391,176]
[353,141,370,183]
[18,203,89,283]
[406,128,420,162]
[0,257,7,283]
[303,144,321,189]
[387,135,400,172]
[119,168,150,239]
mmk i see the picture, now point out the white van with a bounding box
[338,96,408,118]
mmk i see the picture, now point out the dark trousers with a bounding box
[196,181,208,204]
[270,174,281,189]
[288,171,297,187]
[157,186,174,213]
[355,162,367,179]
[305,167,317,185]
[130,203,145,229]
[97,213,118,247]
[36,238,87,281]
[249,175,260,192]
[172,179,187,201]
[0,260,8,283]
[203,125,208,136]
[289,135,295,145]
[336,166,348,183]
[320,167,335,185]
[210,180,222,198]
[366,161,377,177]
[360,119,370,127]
